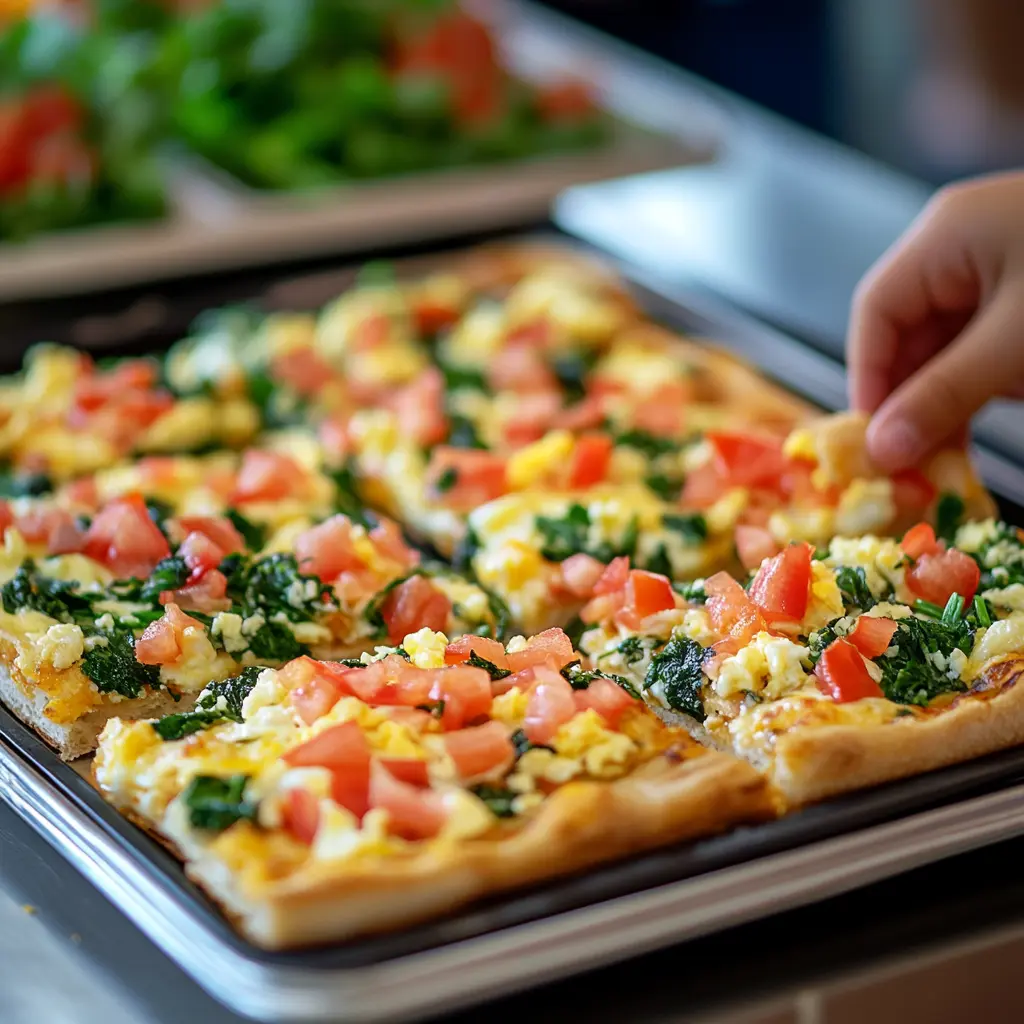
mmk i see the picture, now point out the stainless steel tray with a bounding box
[4,238,1024,1023]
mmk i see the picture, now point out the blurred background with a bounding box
[542,0,1024,184]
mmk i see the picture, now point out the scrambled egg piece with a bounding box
[491,686,530,726]
[954,519,1000,554]
[834,479,897,536]
[826,535,906,598]
[553,709,636,779]
[970,614,1024,670]
[714,632,811,700]
[159,627,238,693]
[983,584,1024,613]
[803,561,845,632]
[507,430,575,490]
[403,628,449,670]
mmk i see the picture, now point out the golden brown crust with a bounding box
[169,750,772,949]
[768,657,1024,807]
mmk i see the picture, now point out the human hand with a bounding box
[848,171,1024,471]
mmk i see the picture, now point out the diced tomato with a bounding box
[231,450,308,504]
[0,501,12,540]
[351,312,390,351]
[616,569,675,629]
[679,460,726,508]
[294,515,364,582]
[523,669,577,745]
[281,787,320,846]
[557,552,606,598]
[0,101,30,192]
[488,343,558,394]
[572,676,638,728]
[901,522,943,559]
[318,417,350,462]
[593,556,630,596]
[429,665,493,730]
[383,706,435,731]
[502,390,562,446]
[444,634,509,670]
[536,79,597,122]
[906,549,981,607]
[815,638,883,703]
[378,757,430,788]
[629,381,690,438]
[846,616,899,660]
[413,299,460,337]
[15,508,84,555]
[82,493,170,578]
[270,348,336,397]
[426,447,507,510]
[379,575,452,644]
[369,762,448,840]
[29,132,95,190]
[21,85,82,138]
[168,569,231,614]
[705,431,786,490]
[285,657,356,725]
[735,525,780,573]
[506,627,576,673]
[552,392,606,432]
[705,571,765,649]
[339,655,431,707]
[135,603,203,665]
[179,530,225,581]
[443,720,514,780]
[175,515,246,555]
[284,722,371,819]
[392,368,448,448]
[891,469,937,516]
[568,433,613,489]
[369,519,419,569]
[748,542,813,624]
[63,477,99,510]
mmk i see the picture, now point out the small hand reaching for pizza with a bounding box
[848,171,1024,471]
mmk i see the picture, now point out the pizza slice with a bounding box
[93,626,772,948]
[0,491,503,759]
[580,511,1024,807]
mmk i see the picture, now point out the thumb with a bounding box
[865,286,1024,471]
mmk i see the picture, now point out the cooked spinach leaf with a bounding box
[550,351,597,404]
[138,557,189,603]
[936,492,965,544]
[835,566,880,611]
[435,466,458,493]
[471,784,516,818]
[877,616,972,706]
[1,561,99,624]
[561,659,640,698]
[662,513,707,545]
[155,665,266,740]
[645,472,683,501]
[536,503,637,563]
[0,470,52,498]
[467,650,511,680]
[614,429,679,459]
[644,636,706,721]
[644,544,673,578]
[446,414,486,450]
[81,630,161,700]
[672,579,707,604]
[246,620,307,662]
[183,774,257,831]
[226,509,267,551]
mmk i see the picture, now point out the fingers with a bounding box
[866,286,1024,470]
[847,189,983,413]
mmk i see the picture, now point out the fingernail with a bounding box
[867,414,925,470]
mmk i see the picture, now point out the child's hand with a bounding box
[848,171,1024,471]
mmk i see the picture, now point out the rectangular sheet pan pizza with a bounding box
[0,240,1019,949]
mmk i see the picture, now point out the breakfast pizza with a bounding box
[0,489,504,759]
[579,503,1024,807]
[93,626,772,947]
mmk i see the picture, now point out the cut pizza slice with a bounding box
[93,626,772,948]
[0,495,504,760]
[580,516,1024,807]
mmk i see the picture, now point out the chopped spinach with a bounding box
[138,557,190,603]
[446,414,486,450]
[672,579,707,604]
[662,513,707,545]
[644,636,706,721]
[972,522,1024,589]
[645,472,683,501]
[153,709,226,741]
[145,499,175,542]
[807,621,840,666]
[246,621,307,663]
[329,461,370,527]
[614,429,679,459]
[437,360,489,393]
[561,660,641,699]
[562,614,586,650]
[936,492,966,544]
[510,728,552,759]
[606,635,649,665]
[196,665,264,720]
[1,561,99,624]
[81,630,161,700]
[835,566,880,611]
[644,544,673,579]
[536,503,637,563]
[451,526,480,574]
[182,775,257,831]
[226,509,267,551]
[0,470,52,498]
[228,553,332,622]
[435,466,459,493]
[467,650,511,680]
[877,616,972,707]
[549,351,596,404]
[417,699,446,719]
[471,784,516,818]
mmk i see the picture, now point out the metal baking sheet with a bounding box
[0,0,718,303]
[3,236,1024,1022]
